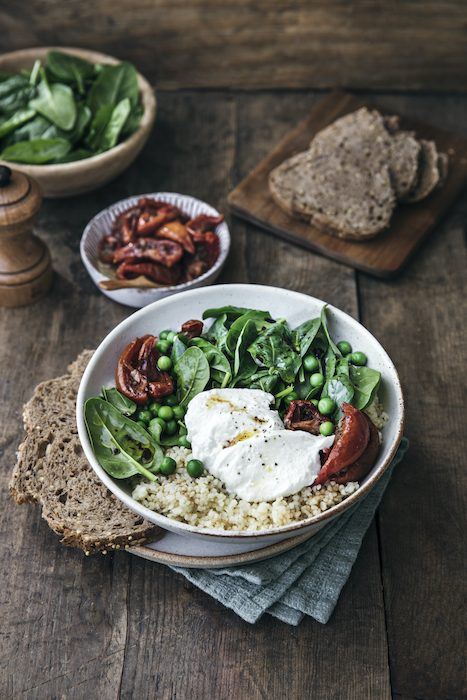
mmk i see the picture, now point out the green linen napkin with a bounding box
[170,438,409,625]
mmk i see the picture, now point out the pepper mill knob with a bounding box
[0,167,53,307]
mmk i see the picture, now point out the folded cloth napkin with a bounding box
[170,438,409,625]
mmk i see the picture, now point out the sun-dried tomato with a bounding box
[116,260,183,286]
[115,335,173,405]
[113,238,184,268]
[313,403,370,486]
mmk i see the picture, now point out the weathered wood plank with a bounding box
[358,93,467,700]
[1,1,467,91]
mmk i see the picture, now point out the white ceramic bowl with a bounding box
[0,47,156,197]
[80,192,230,308]
[76,284,405,545]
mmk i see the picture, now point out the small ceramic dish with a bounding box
[80,191,230,308]
[76,284,405,546]
[0,47,156,198]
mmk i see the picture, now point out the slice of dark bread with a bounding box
[268,144,396,240]
[403,139,442,203]
[310,108,419,200]
[10,351,162,555]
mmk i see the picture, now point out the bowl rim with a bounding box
[0,46,156,173]
[80,191,231,296]
[76,283,405,540]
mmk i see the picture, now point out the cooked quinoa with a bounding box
[131,395,389,532]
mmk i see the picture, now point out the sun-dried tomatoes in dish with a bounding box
[98,198,223,287]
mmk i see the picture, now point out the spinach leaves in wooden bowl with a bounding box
[0,50,144,165]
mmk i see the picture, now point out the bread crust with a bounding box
[10,351,162,555]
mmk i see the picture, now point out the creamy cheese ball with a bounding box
[184,388,335,502]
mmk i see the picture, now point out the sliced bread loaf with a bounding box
[269,142,396,240]
[10,351,162,555]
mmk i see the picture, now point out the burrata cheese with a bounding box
[184,388,334,502]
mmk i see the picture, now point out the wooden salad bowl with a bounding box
[0,47,156,198]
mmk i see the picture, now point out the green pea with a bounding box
[158,405,174,421]
[350,351,367,366]
[158,355,172,371]
[136,420,148,429]
[159,330,169,340]
[160,456,177,475]
[165,419,178,435]
[150,416,166,433]
[136,409,152,423]
[166,331,177,343]
[311,399,319,406]
[303,355,319,373]
[187,459,204,478]
[310,372,325,388]
[149,401,162,416]
[286,391,299,404]
[318,398,336,416]
[172,405,185,420]
[177,435,191,448]
[156,339,171,355]
[337,341,352,355]
[164,394,178,406]
[320,421,335,436]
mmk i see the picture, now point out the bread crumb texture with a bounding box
[10,350,161,555]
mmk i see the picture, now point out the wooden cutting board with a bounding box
[227,90,467,278]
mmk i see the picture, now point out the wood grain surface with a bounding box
[0,89,466,700]
[228,90,467,278]
[2,1,467,92]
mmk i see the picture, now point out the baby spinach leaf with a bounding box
[322,375,355,422]
[171,334,189,364]
[323,345,337,380]
[85,103,114,151]
[0,75,36,116]
[46,51,94,94]
[248,321,301,384]
[84,397,163,480]
[202,305,252,321]
[101,387,137,416]
[349,365,381,410]
[229,354,257,387]
[233,319,258,377]
[204,313,230,356]
[29,60,41,87]
[98,97,131,151]
[1,138,71,164]
[173,346,210,407]
[86,62,139,115]
[0,108,35,139]
[120,102,143,138]
[13,114,51,142]
[189,337,231,388]
[292,317,321,357]
[320,305,342,357]
[248,370,280,394]
[28,71,77,130]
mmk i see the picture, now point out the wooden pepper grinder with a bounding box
[0,165,53,307]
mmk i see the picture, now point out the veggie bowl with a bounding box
[0,47,156,197]
[76,284,405,545]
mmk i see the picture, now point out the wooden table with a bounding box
[1,89,465,700]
